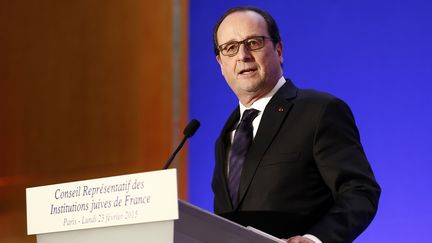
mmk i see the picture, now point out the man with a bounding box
[211,6,381,243]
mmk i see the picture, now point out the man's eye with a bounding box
[247,39,261,48]
[225,43,238,52]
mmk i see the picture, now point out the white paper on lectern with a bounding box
[26,169,178,235]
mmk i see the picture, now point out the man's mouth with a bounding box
[239,67,257,75]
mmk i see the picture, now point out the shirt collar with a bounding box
[239,76,286,115]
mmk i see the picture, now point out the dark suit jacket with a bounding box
[212,79,381,243]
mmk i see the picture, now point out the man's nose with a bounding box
[236,43,253,61]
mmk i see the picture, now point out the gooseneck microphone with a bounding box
[163,119,200,169]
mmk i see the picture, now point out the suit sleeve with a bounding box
[307,98,381,243]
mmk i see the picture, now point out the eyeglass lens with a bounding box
[220,36,266,56]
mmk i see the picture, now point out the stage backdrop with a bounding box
[189,1,432,242]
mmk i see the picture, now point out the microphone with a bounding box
[163,119,200,169]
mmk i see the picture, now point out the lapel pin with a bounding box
[278,107,284,112]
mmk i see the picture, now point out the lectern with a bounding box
[175,200,285,243]
[26,169,283,243]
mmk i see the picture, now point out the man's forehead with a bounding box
[217,11,267,42]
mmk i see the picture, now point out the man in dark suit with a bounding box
[211,6,381,243]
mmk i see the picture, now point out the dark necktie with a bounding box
[228,108,259,207]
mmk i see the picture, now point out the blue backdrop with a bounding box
[188,1,432,241]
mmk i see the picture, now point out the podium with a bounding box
[36,220,173,243]
[27,169,283,243]
[175,200,284,243]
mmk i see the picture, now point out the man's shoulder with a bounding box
[280,79,338,102]
[277,80,348,109]
[291,88,354,119]
[295,88,340,104]
[283,87,355,121]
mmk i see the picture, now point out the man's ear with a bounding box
[276,42,283,65]
[216,55,223,71]
[216,55,226,76]
[216,55,222,65]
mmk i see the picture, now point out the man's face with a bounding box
[216,11,283,103]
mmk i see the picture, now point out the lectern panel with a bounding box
[37,221,173,243]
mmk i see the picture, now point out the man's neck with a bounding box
[239,76,285,107]
[239,90,271,107]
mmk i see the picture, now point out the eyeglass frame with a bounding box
[217,36,274,57]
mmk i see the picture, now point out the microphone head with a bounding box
[184,119,200,138]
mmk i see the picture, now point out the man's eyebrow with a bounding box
[219,35,261,46]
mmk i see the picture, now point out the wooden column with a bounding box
[0,0,189,242]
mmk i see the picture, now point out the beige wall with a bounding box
[0,0,189,242]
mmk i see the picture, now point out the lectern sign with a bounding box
[26,169,178,235]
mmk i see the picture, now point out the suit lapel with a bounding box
[237,81,298,209]
[215,107,240,210]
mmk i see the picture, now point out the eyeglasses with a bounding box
[218,36,273,57]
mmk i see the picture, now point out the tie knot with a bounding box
[241,109,259,123]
